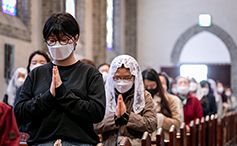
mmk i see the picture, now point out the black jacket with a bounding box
[14,61,106,145]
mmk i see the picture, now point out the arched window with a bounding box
[66,0,75,17]
[2,0,17,16]
[106,0,113,50]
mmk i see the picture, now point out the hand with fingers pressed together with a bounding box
[116,94,127,118]
[50,66,62,97]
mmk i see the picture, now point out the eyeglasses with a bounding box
[45,37,73,46]
[113,75,134,82]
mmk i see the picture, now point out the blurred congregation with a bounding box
[1,0,237,146]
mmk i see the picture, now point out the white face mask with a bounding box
[30,63,43,71]
[217,87,224,93]
[114,80,133,93]
[101,71,108,83]
[225,91,231,97]
[177,86,189,95]
[171,87,177,94]
[47,42,74,60]
[189,82,197,92]
[201,88,209,96]
[15,78,25,87]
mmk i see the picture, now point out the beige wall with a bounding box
[0,1,42,101]
[137,0,237,71]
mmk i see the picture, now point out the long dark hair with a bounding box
[43,12,80,41]
[27,50,51,73]
[142,68,172,118]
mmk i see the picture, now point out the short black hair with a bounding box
[27,50,51,73]
[43,12,80,41]
[98,63,110,70]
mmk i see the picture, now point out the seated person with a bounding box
[94,55,157,146]
[6,67,27,107]
[158,72,184,124]
[200,80,217,117]
[175,76,203,131]
[142,69,180,140]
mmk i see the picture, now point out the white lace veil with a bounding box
[7,67,27,106]
[105,55,145,115]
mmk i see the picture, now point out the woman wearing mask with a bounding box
[94,55,157,146]
[175,76,203,129]
[189,78,203,101]
[14,50,51,106]
[208,78,223,119]
[224,87,237,112]
[200,80,217,117]
[158,73,184,124]
[13,50,51,142]
[170,82,178,95]
[6,67,27,107]
[217,81,229,113]
[142,69,180,140]
[14,12,106,146]
[98,63,110,84]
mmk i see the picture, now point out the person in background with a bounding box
[13,50,51,142]
[217,81,228,114]
[189,78,203,101]
[199,80,217,117]
[14,12,105,146]
[98,63,110,84]
[80,58,96,67]
[6,67,27,107]
[170,82,177,95]
[175,76,203,131]
[158,72,184,124]
[207,78,223,119]
[14,50,51,106]
[94,55,157,146]
[225,86,237,112]
[142,69,180,140]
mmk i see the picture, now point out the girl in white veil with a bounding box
[105,55,145,115]
[94,55,157,146]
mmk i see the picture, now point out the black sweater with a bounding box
[14,61,106,145]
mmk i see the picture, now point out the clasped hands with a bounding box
[50,66,62,97]
[115,94,127,118]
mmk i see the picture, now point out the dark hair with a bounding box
[158,72,170,91]
[27,50,51,73]
[200,80,211,95]
[43,12,80,41]
[142,68,172,118]
[80,59,96,67]
[98,63,110,70]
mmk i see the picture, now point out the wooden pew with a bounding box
[235,112,237,145]
[20,142,28,146]
[200,117,206,146]
[214,114,218,146]
[225,112,236,145]
[209,114,215,146]
[119,137,131,146]
[168,125,176,146]
[156,127,165,146]
[141,131,151,146]
[188,120,196,146]
[195,118,200,146]
[217,114,225,146]
[179,122,187,146]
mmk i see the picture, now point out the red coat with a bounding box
[183,94,203,125]
[0,102,20,146]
